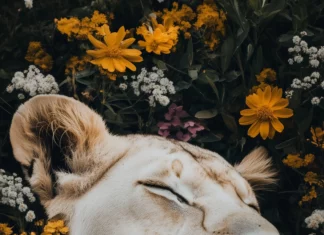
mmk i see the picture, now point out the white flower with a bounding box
[7,65,59,98]
[288,47,294,53]
[310,59,320,68]
[321,81,324,89]
[311,72,320,78]
[300,31,307,36]
[18,93,25,100]
[123,76,128,80]
[157,96,170,106]
[305,210,324,230]
[293,36,301,44]
[285,90,294,99]
[288,58,294,65]
[25,210,36,222]
[317,47,324,60]
[8,191,17,198]
[293,46,301,53]
[19,203,28,212]
[24,0,33,9]
[22,187,31,195]
[9,199,16,207]
[16,198,24,204]
[157,0,165,2]
[6,85,14,93]
[119,83,128,91]
[294,55,303,63]
[300,41,308,48]
[311,97,321,105]
[303,76,311,82]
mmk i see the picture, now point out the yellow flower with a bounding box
[0,224,13,235]
[250,82,272,94]
[25,42,53,72]
[256,68,277,83]
[65,55,92,75]
[55,17,81,38]
[282,154,305,168]
[86,25,143,73]
[282,153,314,168]
[310,126,324,148]
[239,86,293,140]
[304,172,324,187]
[194,1,226,50]
[299,186,317,205]
[55,11,108,40]
[157,2,196,38]
[304,154,315,166]
[41,220,69,235]
[137,17,179,55]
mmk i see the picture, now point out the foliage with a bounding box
[0,0,324,234]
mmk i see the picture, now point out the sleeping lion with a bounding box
[10,95,279,234]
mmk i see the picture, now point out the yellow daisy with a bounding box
[0,223,13,235]
[239,86,293,140]
[137,17,179,55]
[86,25,143,73]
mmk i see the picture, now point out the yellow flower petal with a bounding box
[86,49,107,58]
[260,121,270,140]
[121,38,136,48]
[273,108,293,118]
[239,115,258,125]
[271,118,284,133]
[120,57,137,71]
[272,99,289,110]
[248,121,261,138]
[240,109,257,116]
[88,34,106,49]
[115,26,126,45]
[263,86,272,104]
[112,58,126,72]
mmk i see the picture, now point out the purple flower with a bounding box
[165,103,188,120]
[184,121,205,137]
[176,131,191,142]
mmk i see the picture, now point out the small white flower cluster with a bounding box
[285,90,294,99]
[288,31,324,68]
[24,0,33,9]
[291,72,320,90]
[126,67,176,107]
[0,169,36,222]
[305,209,324,230]
[6,65,59,99]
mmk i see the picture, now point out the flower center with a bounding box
[105,47,122,58]
[257,106,273,121]
[151,41,159,50]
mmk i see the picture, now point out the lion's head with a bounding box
[10,95,279,234]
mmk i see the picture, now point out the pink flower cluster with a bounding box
[157,103,204,142]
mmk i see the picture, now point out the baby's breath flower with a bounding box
[293,35,301,44]
[310,59,320,68]
[305,210,324,230]
[25,210,36,222]
[24,0,33,9]
[311,97,321,105]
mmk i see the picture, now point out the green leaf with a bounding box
[221,112,238,133]
[0,69,10,80]
[195,108,218,119]
[278,33,293,43]
[275,137,298,150]
[248,0,261,11]
[294,107,313,133]
[246,44,254,61]
[175,81,191,91]
[261,0,286,19]
[75,69,95,79]
[221,37,235,73]
[187,37,193,67]
[188,69,198,80]
[198,70,219,84]
[224,70,241,82]
[196,132,223,143]
[153,58,167,70]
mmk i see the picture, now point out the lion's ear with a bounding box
[10,95,112,204]
[234,147,278,191]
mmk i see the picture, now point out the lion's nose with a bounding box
[223,212,279,235]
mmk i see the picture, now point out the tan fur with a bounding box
[234,147,278,191]
[9,95,279,234]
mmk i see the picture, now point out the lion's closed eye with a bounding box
[138,180,189,206]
